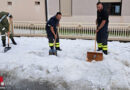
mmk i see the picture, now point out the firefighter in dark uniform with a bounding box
[46,12,62,51]
[96,2,109,55]
[0,11,17,47]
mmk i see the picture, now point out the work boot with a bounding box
[56,47,62,51]
[103,50,108,55]
[11,38,17,45]
[2,40,6,47]
[97,48,102,51]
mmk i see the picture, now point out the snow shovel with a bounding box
[87,32,103,62]
[4,20,11,53]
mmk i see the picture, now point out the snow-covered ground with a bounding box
[0,37,130,90]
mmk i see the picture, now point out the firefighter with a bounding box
[0,11,17,47]
[46,12,62,51]
[96,2,109,55]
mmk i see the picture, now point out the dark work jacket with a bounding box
[97,9,109,26]
[0,11,10,32]
[46,16,59,34]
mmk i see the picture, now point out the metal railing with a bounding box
[13,22,130,41]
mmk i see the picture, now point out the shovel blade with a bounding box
[4,47,11,53]
[49,49,57,56]
[87,52,103,62]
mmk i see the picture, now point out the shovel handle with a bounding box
[8,22,11,47]
[54,27,59,47]
[95,32,97,52]
[11,19,14,35]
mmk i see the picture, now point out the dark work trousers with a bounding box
[46,29,60,49]
[97,23,109,51]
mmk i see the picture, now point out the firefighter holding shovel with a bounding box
[87,2,108,61]
[96,2,109,55]
[46,12,62,55]
[0,11,17,47]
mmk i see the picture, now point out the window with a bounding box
[59,0,72,16]
[103,3,122,16]
[35,1,40,5]
[7,1,12,5]
[99,0,122,16]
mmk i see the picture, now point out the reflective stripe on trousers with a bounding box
[102,45,108,51]
[98,43,102,48]
[49,43,54,47]
[55,43,60,47]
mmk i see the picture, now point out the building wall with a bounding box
[48,0,98,16]
[0,0,46,23]
[60,0,97,23]
[0,0,130,23]
[72,0,98,16]
[119,0,130,23]
[48,0,98,23]
[47,0,60,19]
[48,0,130,23]
[122,0,130,16]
